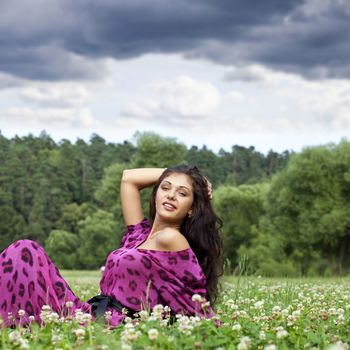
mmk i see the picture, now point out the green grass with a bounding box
[2,275,350,349]
[61,269,101,286]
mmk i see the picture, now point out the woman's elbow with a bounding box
[121,169,132,183]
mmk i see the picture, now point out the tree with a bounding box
[186,146,225,186]
[94,163,126,216]
[244,142,350,276]
[0,203,26,251]
[56,203,96,234]
[45,230,80,269]
[131,132,187,168]
[77,210,120,269]
[213,183,268,272]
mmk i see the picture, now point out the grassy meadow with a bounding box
[1,271,350,349]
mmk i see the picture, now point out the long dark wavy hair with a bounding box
[149,165,223,305]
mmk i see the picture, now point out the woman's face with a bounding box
[155,173,194,224]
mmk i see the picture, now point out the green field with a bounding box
[1,274,350,349]
[62,270,102,288]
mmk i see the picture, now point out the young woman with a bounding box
[0,165,223,327]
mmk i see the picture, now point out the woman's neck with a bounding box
[150,215,181,236]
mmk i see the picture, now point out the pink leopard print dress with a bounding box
[0,219,214,327]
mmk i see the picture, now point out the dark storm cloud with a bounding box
[1,0,349,81]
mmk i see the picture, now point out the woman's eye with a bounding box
[179,192,186,197]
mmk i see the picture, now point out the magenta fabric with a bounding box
[0,218,214,327]
[0,239,91,327]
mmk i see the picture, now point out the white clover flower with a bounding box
[327,341,349,350]
[42,305,51,311]
[104,310,112,322]
[201,301,210,310]
[192,294,203,302]
[148,328,159,340]
[232,323,242,331]
[18,309,25,317]
[138,310,149,321]
[29,315,35,322]
[124,316,132,324]
[189,316,201,327]
[48,312,59,323]
[152,304,164,320]
[264,345,277,350]
[329,308,337,316]
[51,332,62,345]
[237,336,251,350]
[66,301,74,308]
[281,309,289,317]
[19,339,29,350]
[177,316,195,335]
[100,266,105,272]
[40,308,56,324]
[240,310,249,318]
[75,309,90,325]
[292,309,301,317]
[259,331,266,340]
[164,305,171,313]
[82,313,92,323]
[160,319,169,327]
[153,304,164,313]
[254,300,264,309]
[8,331,29,350]
[123,328,141,342]
[124,323,135,330]
[121,343,132,350]
[9,331,21,342]
[276,329,288,339]
[75,328,86,337]
[120,324,141,344]
[337,308,345,315]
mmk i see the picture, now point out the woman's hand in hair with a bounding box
[204,176,213,200]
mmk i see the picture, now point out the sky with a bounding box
[1,0,350,153]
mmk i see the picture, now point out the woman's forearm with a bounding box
[121,168,165,190]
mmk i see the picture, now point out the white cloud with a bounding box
[2,106,98,128]
[151,76,220,116]
[2,53,350,154]
[222,90,244,102]
[1,82,99,129]
[20,84,92,107]
[0,72,25,89]
[121,75,228,126]
[223,64,350,130]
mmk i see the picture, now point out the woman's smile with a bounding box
[163,201,177,211]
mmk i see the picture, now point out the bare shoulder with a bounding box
[156,228,190,251]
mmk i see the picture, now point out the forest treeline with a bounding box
[1,131,349,276]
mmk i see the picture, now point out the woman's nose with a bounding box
[167,190,176,199]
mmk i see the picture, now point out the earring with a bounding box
[188,211,193,218]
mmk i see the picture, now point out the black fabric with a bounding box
[87,294,177,324]
[87,294,135,320]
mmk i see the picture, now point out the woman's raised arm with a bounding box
[120,168,165,225]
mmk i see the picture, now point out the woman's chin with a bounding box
[157,211,184,223]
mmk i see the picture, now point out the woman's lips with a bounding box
[163,202,176,211]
